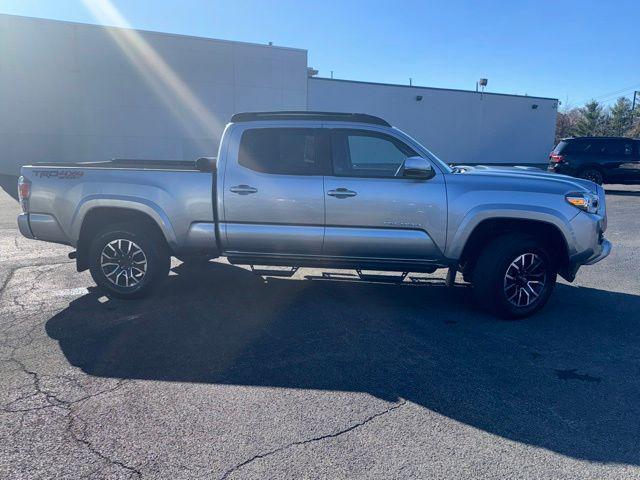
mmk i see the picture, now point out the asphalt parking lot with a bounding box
[1,178,639,479]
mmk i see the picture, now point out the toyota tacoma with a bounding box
[17,111,611,318]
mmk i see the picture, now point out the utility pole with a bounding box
[633,91,639,111]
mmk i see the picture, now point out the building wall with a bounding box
[308,78,558,166]
[0,14,558,176]
[0,14,308,174]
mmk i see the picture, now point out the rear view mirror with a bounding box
[403,156,435,179]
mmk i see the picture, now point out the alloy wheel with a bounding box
[100,239,148,288]
[503,252,547,308]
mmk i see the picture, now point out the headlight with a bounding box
[565,192,599,214]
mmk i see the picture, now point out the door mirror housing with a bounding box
[403,156,435,179]
[195,157,215,172]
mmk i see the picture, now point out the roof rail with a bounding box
[230,111,390,127]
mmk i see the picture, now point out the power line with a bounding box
[579,82,640,104]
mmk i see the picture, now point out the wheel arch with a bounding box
[455,217,571,280]
[75,206,172,272]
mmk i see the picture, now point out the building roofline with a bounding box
[0,13,307,53]
[310,77,558,102]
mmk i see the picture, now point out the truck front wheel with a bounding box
[472,234,557,319]
[88,224,170,299]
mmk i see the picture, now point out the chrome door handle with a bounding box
[230,185,258,195]
[327,188,357,199]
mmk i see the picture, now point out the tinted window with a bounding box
[597,139,633,156]
[563,140,593,154]
[552,141,568,154]
[331,129,417,177]
[238,128,321,175]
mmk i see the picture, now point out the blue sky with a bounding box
[2,0,638,107]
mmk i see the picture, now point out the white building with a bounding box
[0,14,558,175]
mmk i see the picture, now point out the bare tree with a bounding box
[555,106,581,143]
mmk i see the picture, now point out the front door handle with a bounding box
[230,184,258,195]
[327,188,357,199]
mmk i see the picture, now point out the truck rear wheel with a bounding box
[472,234,557,319]
[88,223,170,299]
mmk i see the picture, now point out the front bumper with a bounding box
[584,238,612,265]
[559,204,610,281]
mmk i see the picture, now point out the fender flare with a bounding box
[446,204,578,260]
[70,195,178,249]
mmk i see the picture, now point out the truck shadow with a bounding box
[46,261,640,466]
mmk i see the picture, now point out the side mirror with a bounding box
[403,156,435,179]
[195,157,215,172]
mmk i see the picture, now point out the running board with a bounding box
[355,270,408,283]
[249,265,299,277]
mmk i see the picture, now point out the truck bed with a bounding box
[20,159,217,253]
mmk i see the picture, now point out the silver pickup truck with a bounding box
[17,111,611,318]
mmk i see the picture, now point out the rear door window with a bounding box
[238,128,323,175]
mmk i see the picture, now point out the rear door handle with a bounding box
[230,184,258,195]
[327,188,357,199]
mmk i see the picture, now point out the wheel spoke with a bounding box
[131,266,145,276]
[105,266,119,278]
[526,283,540,298]
[517,288,523,306]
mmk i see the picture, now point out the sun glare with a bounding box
[80,0,223,141]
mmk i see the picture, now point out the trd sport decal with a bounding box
[33,170,84,179]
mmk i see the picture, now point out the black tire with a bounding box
[88,223,170,299]
[578,168,604,185]
[472,234,557,319]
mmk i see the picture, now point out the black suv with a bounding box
[548,136,640,184]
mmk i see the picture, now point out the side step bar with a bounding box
[355,270,408,283]
[249,265,299,278]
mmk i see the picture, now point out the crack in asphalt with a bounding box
[1,270,142,480]
[219,399,407,479]
[2,354,141,478]
[69,412,143,479]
